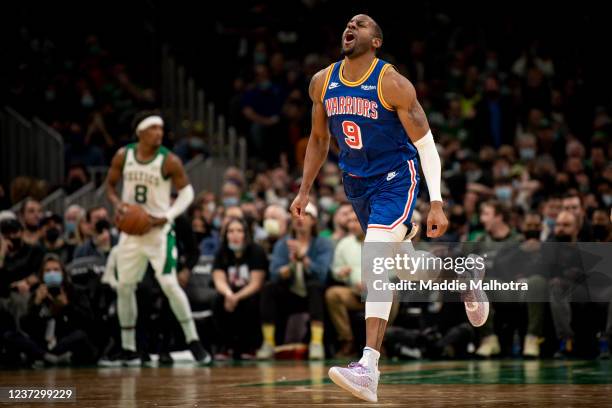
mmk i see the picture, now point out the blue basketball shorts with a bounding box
[342,158,420,234]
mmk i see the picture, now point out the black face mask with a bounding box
[592,225,609,241]
[25,224,39,233]
[523,230,541,240]
[555,234,573,242]
[45,227,61,243]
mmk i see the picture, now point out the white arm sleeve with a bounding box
[413,130,442,202]
[165,184,194,221]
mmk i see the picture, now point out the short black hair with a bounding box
[131,110,162,134]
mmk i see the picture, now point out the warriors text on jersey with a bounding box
[322,58,417,177]
[121,143,171,218]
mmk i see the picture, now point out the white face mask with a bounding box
[228,242,243,252]
[263,218,281,237]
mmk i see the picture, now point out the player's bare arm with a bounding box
[382,68,448,238]
[106,147,128,216]
[290,67,332,219]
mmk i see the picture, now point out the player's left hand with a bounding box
[149,216,168,227]
[426,201,448,238]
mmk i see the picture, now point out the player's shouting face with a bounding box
[341,14,382,58]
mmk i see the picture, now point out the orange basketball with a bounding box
[116,204,151,235]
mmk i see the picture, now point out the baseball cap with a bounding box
[304,202,318,218]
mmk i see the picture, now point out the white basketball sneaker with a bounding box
[328,362,379,403]
[461,253,489,327]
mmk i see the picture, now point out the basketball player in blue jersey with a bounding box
[290,15,489,402]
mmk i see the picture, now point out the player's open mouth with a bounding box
[344,32,355,46]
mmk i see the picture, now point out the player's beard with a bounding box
[341,41,369,59]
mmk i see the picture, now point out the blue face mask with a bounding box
[495,186,513,202]
[223,197,239,208]
[65,221,77,236]
[519,148,536,160]
[43,270,63,287]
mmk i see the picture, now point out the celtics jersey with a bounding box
[121,143,172,218]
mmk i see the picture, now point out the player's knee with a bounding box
[117,282,136,297]
[156,274,181,293]
[365,301,392,320]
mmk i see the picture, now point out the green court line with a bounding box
[239,360,612,387]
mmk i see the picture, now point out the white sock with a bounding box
[359,346,380,370]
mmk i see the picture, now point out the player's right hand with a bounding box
[290,191,309,220]
[114,202,129,218]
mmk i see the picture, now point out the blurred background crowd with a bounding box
[1,1,610,366]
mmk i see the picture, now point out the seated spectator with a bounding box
[5,254,97,366]
[260,204,290,254]
[0,218,44,325]
[591,207,611,242]
[548,210,583,357]
[63,205,86,248]
[212,218,267,359]
[193,215,220,257]
[40,212,74,264]
[256,203,333,360]
[320,202,352,245]
[74,206,117,258]
[19,198,43,246]
[562,193,592,241]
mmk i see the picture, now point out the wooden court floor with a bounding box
[1,359,611,407]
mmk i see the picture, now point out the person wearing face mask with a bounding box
[256,202,333,361]
[5,254,97,366]
[540,196,562,241]
[489,212,549,357]
[261,204,290,254]
[212,218,267,360]
[67,218,119,363]
[0,218,44,303]
[73,207,119,260]
[63,205,85,248]
[192,215,220,257]
[221,181,242,209]
[547,210,584,358]
[591,208,611,242]
[40,213,73,264]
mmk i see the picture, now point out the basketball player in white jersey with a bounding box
[105,111,210,365]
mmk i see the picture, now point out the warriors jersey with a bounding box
[322,58,417,177]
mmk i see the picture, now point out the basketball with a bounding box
[116,204,151,235]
